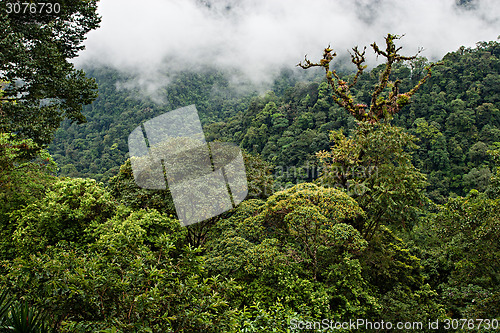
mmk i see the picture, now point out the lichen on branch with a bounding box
[298,33,442,123]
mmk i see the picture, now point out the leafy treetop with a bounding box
[0,0,101,145]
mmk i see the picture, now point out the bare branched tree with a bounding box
[298,34,442,123]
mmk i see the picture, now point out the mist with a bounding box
[76,0,500,97]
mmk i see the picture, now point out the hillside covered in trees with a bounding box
[50,39,500,204]
[1,1,499,330]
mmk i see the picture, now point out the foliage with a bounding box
[49,67,259,182]
[206,184,380,320]
[107,159,177,215]
[0,289,50,333]
[92,207,187,252]
[0,0,100,145]
[0,133,57,259]
[2,32,499,330]
[2,225,241,332]
[12,178,117,256]
[316,122,428,238]
[410,187,500,320]
[435,192,499,287]
[396,40,500,196]
[485,142,500,198]
[360,226,446,324]
[46,39,500,199]
[108,150,274,220]
[241,151,275,199]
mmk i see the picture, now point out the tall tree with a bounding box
[0,0,101,145]
[300,34,435,236]
[298,33,441,123]
[316,123,428,239]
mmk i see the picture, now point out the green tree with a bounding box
[13,177,117,256]
[109,149,274,215]
[430,190,500,318]
[206,184,380,319]
[486,143,500,198]
[300,34,434,237]
[0,0,100,145]
[0,133,57,259]
[107,159,177,215]
[462,166,492,192]
[316,122,428,239]
[2,217,241,332]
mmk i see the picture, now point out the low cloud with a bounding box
[76,0,500,96]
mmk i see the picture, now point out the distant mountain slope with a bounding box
[203,40,500,200]
[49,40,500,201]
[48,66,262,181]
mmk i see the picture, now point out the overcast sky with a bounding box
[76,0,500,93]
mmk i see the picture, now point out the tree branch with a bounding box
[299,33,442,124]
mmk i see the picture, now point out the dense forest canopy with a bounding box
[1,1,499,330]
[50,37,500,202]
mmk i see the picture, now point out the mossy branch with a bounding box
[298,33,442,123]
[298,45,368,121]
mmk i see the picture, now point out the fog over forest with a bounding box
[2,0,500,330]
[76,0,500,95]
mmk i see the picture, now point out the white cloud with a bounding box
[76,0,500,94]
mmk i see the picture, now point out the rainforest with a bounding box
[1,0,499,332]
